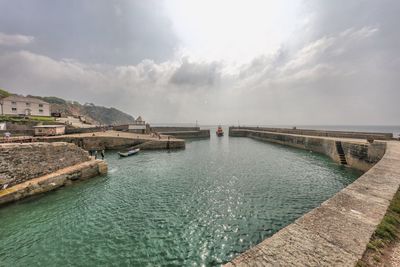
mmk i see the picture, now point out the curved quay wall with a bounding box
[35,131,186,151]
[226,127,400,266]
[0,142,108,206]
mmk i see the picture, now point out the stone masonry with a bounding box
[0,142,91,188]
[226,128,400,266]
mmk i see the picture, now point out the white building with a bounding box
[127,116,147,133]
[0,95,50,116]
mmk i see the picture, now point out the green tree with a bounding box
[0,88,11,98]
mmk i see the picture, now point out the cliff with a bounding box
[28,95,135,125]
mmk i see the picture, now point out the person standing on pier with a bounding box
[4,132,10,142]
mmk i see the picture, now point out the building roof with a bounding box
[2,95,49,105]
[33,125,65,128]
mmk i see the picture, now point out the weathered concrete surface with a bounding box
[35,130,185,150]
[0,142,91,188]
[0,159,107,206]
[224,136,400,266]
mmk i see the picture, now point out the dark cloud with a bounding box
[169,58,220,87]
[0,1,399,125]
[0,0,178,65]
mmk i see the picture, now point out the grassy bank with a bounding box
[357,188,400,266]
[0,115,55,123]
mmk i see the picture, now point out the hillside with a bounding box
[0,88,11,98]
[28,95,135,125]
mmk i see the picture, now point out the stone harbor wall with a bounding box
[229,127,386,172]
[0,159,107,206]
[150,126,200,132]
[35,134,186,151]
[233,126,393,140]
[342,142,386,172]
[0,142,91,188]
[226,127,400,266]
[225,141,400,267]
[158,130,210,139]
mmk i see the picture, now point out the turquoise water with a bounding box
[0,134,362,266]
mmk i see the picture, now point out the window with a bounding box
[12,107,17,112]
[39,104,43,107]
[11,101,16,105]
[39,109,43,113]
[26,103,30,106]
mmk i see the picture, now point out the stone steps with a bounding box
[336,141,348,165]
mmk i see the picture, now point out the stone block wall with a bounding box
[230,128,386,172]
[159,129,210,139]
[232,126,393,140]
[0,142,91,187]
[150,126,200,132]
[342,142,386,172]
[36,136,185,150]
[65,126,108,134]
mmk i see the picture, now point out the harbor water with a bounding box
[0,133,362,266]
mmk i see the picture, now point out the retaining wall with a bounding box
[225,127,400,266]
[0,142,91,188]
[65,126,109,134]
[0,129,34,136]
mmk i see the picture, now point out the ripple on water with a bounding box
[0,136,362,266]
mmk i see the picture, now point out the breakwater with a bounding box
[151,126,210,139]
[235,126,394,140]
[0,142,107,206]
[226,127,400,266]
[35,131,185,150]
[158,130,210,139]
[230,127,386,172]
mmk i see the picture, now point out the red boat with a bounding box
[216,125,224,137]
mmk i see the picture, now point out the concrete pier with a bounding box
[226,127,400,266]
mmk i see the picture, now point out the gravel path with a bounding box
[389,241,400,267]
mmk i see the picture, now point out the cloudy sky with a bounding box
[0,0,399,125]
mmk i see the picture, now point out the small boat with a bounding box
[216,125,224,137]
[118,148,140,157]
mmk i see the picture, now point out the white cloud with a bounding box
[0,24,398,125]
[0,32,34,46]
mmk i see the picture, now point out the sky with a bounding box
[0,0,399,125]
